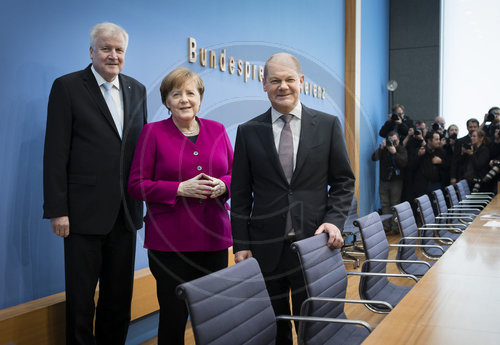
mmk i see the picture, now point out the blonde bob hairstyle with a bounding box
[160,68,205,108]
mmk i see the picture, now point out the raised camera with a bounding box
[386,138,394,147]
[391,113,400,121]
[432,122,440,131]
[487,112,496,122]
[463,142,472,150]
[414,129,422,136]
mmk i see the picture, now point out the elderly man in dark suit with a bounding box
[43,22,147,345]
[231,52,355,345]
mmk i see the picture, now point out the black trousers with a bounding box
[261,241,307,345]
[64,207,136,345]
[148,249,228,345]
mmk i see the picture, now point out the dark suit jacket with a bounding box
[43,64,147,235]
[231,104,355,272]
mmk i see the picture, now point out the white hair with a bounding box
[90,22,129,50]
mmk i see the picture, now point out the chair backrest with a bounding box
[445,184,460,207]
[432,189,449,214]
[291,234,352,344]
[354,212,390,298]
[176,258,276,345]
[392,202,419,261]
[415,194,437,226]
[458,179,471,195]
[455,181,468,201]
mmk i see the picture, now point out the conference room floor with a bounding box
[140,232,411,345]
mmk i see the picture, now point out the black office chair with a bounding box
[177,257,375,345]
[415,194,467,242]
[291,233,393,345]
[445,184,486,212]
[354,212,419,313]
[457,179,493,201]
[392,201,446,265]
[433,188,477,221]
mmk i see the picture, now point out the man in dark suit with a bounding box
[231,52,355,345]
[450,118,479,185]
[43,22,147,345]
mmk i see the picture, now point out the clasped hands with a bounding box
[177,173,227,199]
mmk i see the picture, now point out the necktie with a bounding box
[278,114,294,238]
[278,114,294,183]
[103,82,123,138]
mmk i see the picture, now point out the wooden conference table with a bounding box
[362,194,500,345]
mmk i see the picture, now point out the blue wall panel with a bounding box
[0,0,348,309]
[359,0,390,216]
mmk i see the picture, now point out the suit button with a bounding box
[193,151,199,156]
[197,166,202,171]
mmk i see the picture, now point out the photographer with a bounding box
[479,106,500,140]
[379,104,414,140]
[431,116,446,136]
[411,131,449,199]
[461,129,491,190]
[475,128,500,192]
[442,124,459,185]
[450,118,479,185]
[372,131,408,235]
[401,126,425,204]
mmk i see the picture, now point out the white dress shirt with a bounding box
[91,65,124,137]
[271,102,302,170]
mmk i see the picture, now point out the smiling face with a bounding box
[263,54,304,114]
[165,78,201,126]
[90,33,126,82]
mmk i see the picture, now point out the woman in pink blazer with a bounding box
[128,68,233,345]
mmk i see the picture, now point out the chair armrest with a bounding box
[469,192,494,196]
[439,212,477,217]
[300,297,393,316]
[458,200,487,206]
[465,195,492,200]
[276,314,373,332]
[398,237,451,247]
[435,215,474,222]
[349,270,419,282]
[420,224,465,231]
[448,207,481,212]
[367,257,431,269]
[449,205,482,211]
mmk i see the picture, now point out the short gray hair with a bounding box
[263,53,302,80]
[90,22,129,50]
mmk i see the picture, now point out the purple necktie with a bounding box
[278,114,294,183]
[278,114,294,237]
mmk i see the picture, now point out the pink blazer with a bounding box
[128,117,233,252]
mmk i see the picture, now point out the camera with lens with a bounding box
[446,133,457,144]
[463,142,472,150]
[386,138,394,147]
[432,122,440,131]
[391,113,400,121]
[414,129,422,136]
[472,160,500,192]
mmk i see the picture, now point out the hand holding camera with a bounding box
[462,142,473,155]
[389,112,403,124]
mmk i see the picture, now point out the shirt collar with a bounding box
[271,102,302,123]
[91,65,120,90]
